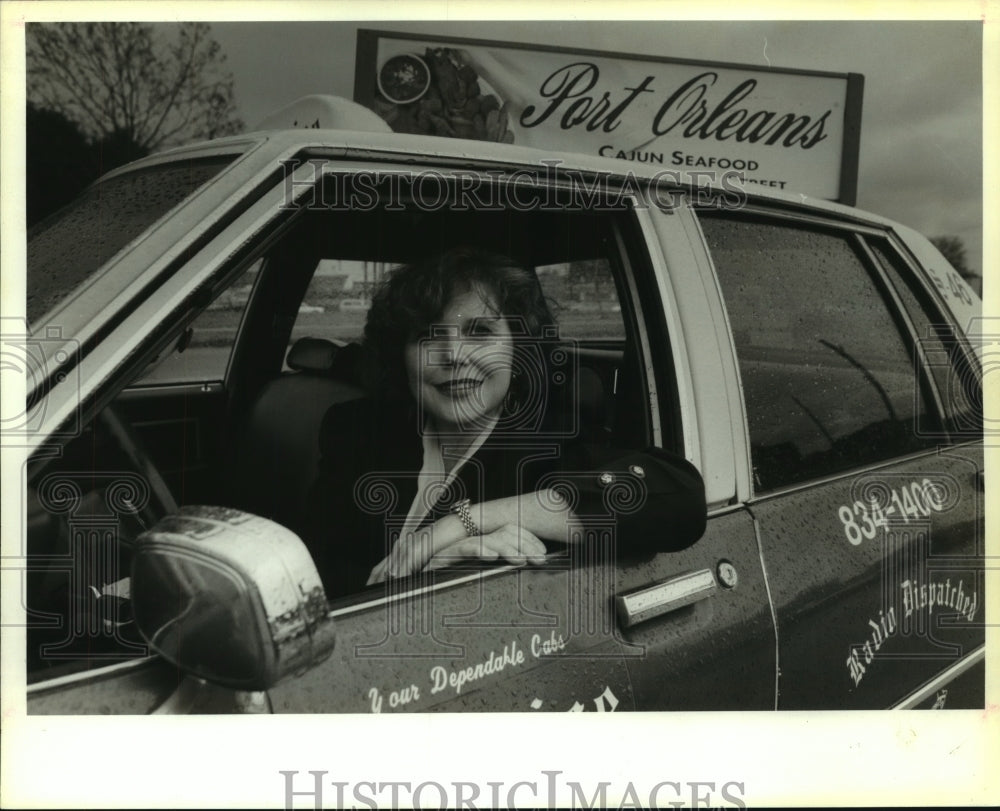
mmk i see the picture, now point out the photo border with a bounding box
[2,1,996,808]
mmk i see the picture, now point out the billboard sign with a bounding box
[354,29,864,203]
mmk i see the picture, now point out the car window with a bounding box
[27,156,238,327]
[864,238,981,439]
[535,259,625,340]
[282,259,381,370]
[699,213,941,492]
[237,172,673,592]
[134,260,262,385]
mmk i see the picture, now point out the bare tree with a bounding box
[929,236,970,275]
[27,22,242,152]
[930,235,981,298]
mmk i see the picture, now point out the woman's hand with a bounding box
[366,528,436,585]
[422,524,547,572]
[365,489,575,585]
[366,522,547,584]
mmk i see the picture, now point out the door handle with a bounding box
[616,569,717,629]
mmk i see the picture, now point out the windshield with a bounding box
[27,156,237,327]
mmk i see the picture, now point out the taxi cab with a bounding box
[16,96,985,714]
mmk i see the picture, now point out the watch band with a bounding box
[452,498,479,537]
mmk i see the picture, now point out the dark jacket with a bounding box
[298,397,706,597]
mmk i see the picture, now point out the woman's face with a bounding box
[404,284,514,433]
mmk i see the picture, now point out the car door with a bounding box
[694,206,985,709]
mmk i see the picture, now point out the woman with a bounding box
[300,248,706,596]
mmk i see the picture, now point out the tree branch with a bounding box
[26,21,241,151]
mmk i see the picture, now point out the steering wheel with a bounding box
[99,404,179,529]
[24,405,177,663]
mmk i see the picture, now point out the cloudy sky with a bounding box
[208,18,985,278]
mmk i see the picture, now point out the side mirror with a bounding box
[131,506,335,690]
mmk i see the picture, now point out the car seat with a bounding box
[226,338,364,527]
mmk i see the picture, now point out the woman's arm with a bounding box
[366,488,577,583]
[367,446,708,583]
[473,488,583,541]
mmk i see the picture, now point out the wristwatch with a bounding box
[451,498,479,537]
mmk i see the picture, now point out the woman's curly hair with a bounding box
[362,247,555,405]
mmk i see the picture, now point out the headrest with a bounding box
[286,338,338,372]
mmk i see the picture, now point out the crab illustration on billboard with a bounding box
[370,47,515,143]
